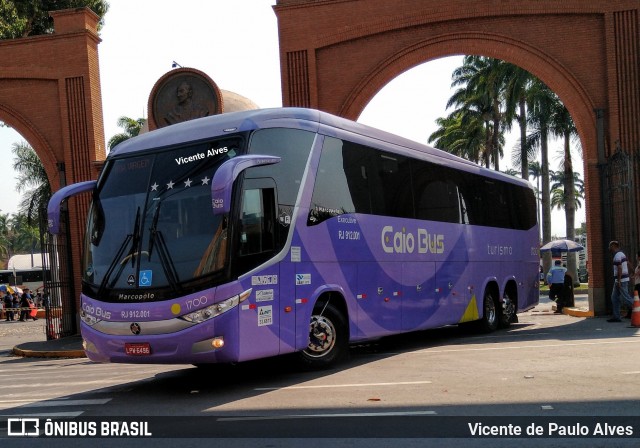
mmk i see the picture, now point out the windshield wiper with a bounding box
[147,202,161,260]
[97,207,141,297]
[146,202,180,292]
[150,229,180,292]
[130,206,142,267]
[97,233,131,298]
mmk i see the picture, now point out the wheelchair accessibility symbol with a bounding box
[139,270,153,287]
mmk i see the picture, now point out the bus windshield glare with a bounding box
[83,138,240,300]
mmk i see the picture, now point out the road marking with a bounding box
[409,339,640,355]
[0,379,144,389]
[0,411,83,418]
[218,410,438,421]
[0,398,111,411]
[22,399,111,407]
[621,371,640,375]
[255,380,432,391]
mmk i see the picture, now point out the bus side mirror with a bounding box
[211,155,280,215]
[47,180,97,234]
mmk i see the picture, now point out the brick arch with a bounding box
[0,8,106,305]
[275,0,640,313]
[0,103,61,189]
[336,33,598,222]
[339,33,594,142]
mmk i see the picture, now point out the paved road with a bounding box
[0,296,639,447]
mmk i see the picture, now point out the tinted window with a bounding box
[412,161,462,224]
[310,137,418,222]
[309,136,536,230]
[309,137,371,223]
[247,128,315,206]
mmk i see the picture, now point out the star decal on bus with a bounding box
[150,182,159,191]
[201,176,210,185]
[184,178,192,187]
[166,180,175,189]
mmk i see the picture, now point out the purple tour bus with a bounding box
[48,108,539,368]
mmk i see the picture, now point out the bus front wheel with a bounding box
[299,303,348,369]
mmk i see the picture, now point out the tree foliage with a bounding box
[0,211,40,267]
[12,141,52,225]
[431,56,583,271]
[0,141,50,266]
[0,0,109,39]
[108,116,146,150]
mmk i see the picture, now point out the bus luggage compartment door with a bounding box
[356,262,402,338]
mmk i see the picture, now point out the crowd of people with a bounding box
[0,286,46,322]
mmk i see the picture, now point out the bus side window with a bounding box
[415,178,461,224]
[239,187,276,256]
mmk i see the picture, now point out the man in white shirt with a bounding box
[546,259,567,313]
[608,240,633,322]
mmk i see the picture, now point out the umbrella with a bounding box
[540,239,584,253]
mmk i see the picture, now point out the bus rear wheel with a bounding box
[299,303,347,369]
[478,289,499,333]
[499,292,516,328]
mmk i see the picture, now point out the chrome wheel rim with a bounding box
[305,315,336,358]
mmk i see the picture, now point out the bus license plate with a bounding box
[125,343,151,356]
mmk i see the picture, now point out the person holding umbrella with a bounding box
[608,240,633,322]
[547,259,567,313]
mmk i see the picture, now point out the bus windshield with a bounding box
[83,138,241,299]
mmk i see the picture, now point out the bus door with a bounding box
[236,179,285,361]
[356,262,402,338]
[401,262,437,331]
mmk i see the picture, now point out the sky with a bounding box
[0,0,584,236]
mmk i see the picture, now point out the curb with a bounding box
[11,346,87,359]
[562,307,595,318]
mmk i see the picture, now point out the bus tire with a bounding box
[499,292,515,328]
[478,289,499,333]
[299,303,348,369]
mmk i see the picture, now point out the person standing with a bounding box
[634,250,640,297]
[19,288,37,321]
[11,293,19,320]
[608,241,633,322]
[547,259,567,313]
[1,288,12,321]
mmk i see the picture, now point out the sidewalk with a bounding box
[538,292,595,317]
[0,293,606,360]
[0,318,85,358]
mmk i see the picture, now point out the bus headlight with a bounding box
[180,289,251,323]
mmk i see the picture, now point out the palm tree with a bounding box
[108,116,145,150]
[550,170,585,211]
[524,79,556,275]
[8,213,40,256]
[428,111,487,164]
[549,100,580,242]
[0,212,11,264]
[438,56,509,169]
[12,141,51,226]
[502,64,534,179]
[528,161,543,239]
[503,168,520,177]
